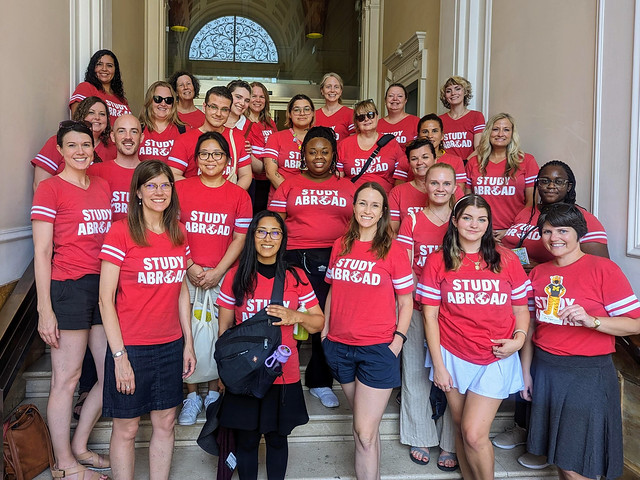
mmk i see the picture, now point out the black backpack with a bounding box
[214,270,284,398]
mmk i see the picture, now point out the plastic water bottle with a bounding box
[293,302,310,341]
[264,345,292,368]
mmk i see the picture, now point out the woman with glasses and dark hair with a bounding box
[174,131,252,425]
[169,71,205,129]
[314,72,354,142]
[70,49,131,123]
[523,203,640,480]
[269,126,356,409]
[418,194,531,480]
[99,160,195,479]
[216,210,325,480]
[377,83,419,149]
[337,99,406,194]
[32,120,112,479]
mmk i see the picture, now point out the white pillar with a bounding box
[145,0,167,85]
[360,0,384,105]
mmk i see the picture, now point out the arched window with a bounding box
[189,16,278,64]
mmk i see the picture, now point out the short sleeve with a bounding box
[600,263,640,318]
[31,181,58,223]
[69,82,95,107]
[503,249,531,306]
[581,210,608,244]
[269,180,289,212]
[388,186,402,221]
[233,191,253,234]
[396,215,415,248]
[167,138,189,173]
[390,242,413,294]
[31,136,63,175]
[216,269,237,309]
[263,132,280,160]
[247,123,266,157]
[293,269,320,309]
[471,111,486,133]
[523,154,539,187]
[416,252,443,305]
[325,239,341,284]
[99,222,128,267]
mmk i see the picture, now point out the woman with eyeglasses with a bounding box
[32,96,116,191]
[138,81,187,164]
[337,99,406,194]
[169,71,205,129]
[99,160,195,479]
[174,132,252,426]
[269,126,356,409]
[32,120,112,480]
[377,83,419,149]
[70,49,131,124]
[263,94,315,196]
[216,210,325,480]
[465,113,539,240]
[314,72,354,142]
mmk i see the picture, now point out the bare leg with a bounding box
[340,381,356,409]
[559,469,594,480]
[185,383,197,394]
[110,417,139,480]
[149,407,178,480]
[444,388,474,480]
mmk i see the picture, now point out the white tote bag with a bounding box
[185,286,220,384]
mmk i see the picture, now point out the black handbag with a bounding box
[214,270,284,398]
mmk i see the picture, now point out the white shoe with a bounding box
[204,391,220,410]
[492,425,527,449]
[518,452,549,469]
[309,387,339,408]
[178,392,203,425]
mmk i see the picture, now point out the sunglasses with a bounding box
[59,120,93,130]
[153,95,174,105]
[355,111,376,122]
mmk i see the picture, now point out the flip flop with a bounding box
[437,450,459,471]
[409,446,430,465]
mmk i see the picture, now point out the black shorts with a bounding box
[50,274,102,330]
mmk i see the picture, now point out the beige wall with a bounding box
[0,1,70,284]
[381,0,440,113]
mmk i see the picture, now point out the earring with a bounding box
[138,198,142,205]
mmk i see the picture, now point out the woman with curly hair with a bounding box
[169,70,205,129]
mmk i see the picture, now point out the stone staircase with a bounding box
[23,347,558,479]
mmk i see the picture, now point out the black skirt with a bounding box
[528,347,623,479]
[219,381,308,436]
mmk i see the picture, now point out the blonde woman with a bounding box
[314,72,354,142]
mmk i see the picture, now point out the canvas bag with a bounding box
[187,286,220,384]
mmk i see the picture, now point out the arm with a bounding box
[251,155,264,175]
[197,232,246,290]
[178,280,196,378]
[321,287,332,339]
[33,221,58,348]
[235,164,253,190]
[524,186,535,209]
[170,167,185,181]
[390,220,400,235]
[519,318,536,401]
[422,304,452,391]
[558,304,640,336]
[218,305,236,337]
[266,303,325,334]
[265,157,285,189]
[491,304,529,358]
[389,293,412,356]
[464,185,473,195]
[33,167,52,193]
[582,242,610,259]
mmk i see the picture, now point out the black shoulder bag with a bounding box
[350,133,396,183]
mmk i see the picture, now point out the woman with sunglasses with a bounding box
[99,160,195,479]
[32,96,116,191]
[174,132,252,426]
[314,72,354,142]
[138,81,187,164]
[263,94,315,196]
[32,120,112,480]
[216,211,324,480]
[377,83,419,149]
[337,99,405,194]
[70,49,131,124]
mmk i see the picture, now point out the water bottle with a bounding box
[293,302,310,341]
[264,345,292,368]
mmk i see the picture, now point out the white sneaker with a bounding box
[309,387,339,408]
[492,425,527,449]
[178,392,203,425]
[204,391,220,410]
[518,452,549,469]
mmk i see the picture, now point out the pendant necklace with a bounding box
[427,206,450,225]
[463,252,482,270]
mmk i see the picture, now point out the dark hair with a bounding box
[168,70,200,98]
[194,131,231,166]
[84,49,126,101]
[73,96,111,147]
[56,121,94,147]
[340,182,392,259]
[232,211,304,305]
[285,94,315,128]
[417,113,443,135]
[537,203,587,240]
[405,138,436,159]
[127,161,184,247]
[204,86,233,105]
[443,194,501,273]
[247,81,273,125]
[226,79,251,94]
[300,126,338,174]
[385,82,408,98]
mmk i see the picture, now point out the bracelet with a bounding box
[112,348,127,359]
[187,263,196,271]
[512,329,527,339]
[393,331,407,344]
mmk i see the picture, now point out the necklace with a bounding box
[290,128,306,151]
[463,252,482,270]
[427,206,450,224]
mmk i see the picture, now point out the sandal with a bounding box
[76,450,110,470]
[437,449,459,472]
[51,463,110,479]
[73,391,89,421]
[409,446,430,465]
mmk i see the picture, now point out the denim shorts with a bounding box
[103,338,184,418]
[50,274,101,330]
[322,338,401,389]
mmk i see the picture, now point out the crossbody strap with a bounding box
[269,268,286,304]
[350,133,396,184]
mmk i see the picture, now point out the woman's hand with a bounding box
[114,355,136,395]
[38,308,60,348]
[388,335,403,357]
[266,304,301,326]
[433,365,453,392]
[558,304,596,327]
[182,344,197,379]
[491,336,524,359]
[187,263,205,287]
[521,370,533,401]
[197,268,223,290]
[244,140,252,155]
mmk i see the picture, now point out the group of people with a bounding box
[30,48,640,480]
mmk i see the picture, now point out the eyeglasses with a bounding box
[537,178,571,187]
[59,120,92,130]
[198,151,227,162]
[292,106,312,114]
[153,95,174,105]
[255,229,283,240]
[355,111,376,122]
[142,182,172,192]
[205,103,231,114]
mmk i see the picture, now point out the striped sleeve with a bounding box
[216,290,236,309]
[31,182,57,223]
[389,187,401,221]
[234,216,252,231]
[100,243,126,265]
[511,279,532,301]
[296,270,320,308]
[472,111,486,133]
[416,282,441,304]
[606,294,640,317]
[269,182,289,212]
[392,273,414,292]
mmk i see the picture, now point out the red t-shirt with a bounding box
[315,106,355,142]
[393,153,466,197]
[247,120,278,181]
[269,175,356,249]
[167,127,250,178]
[216,267,319,384]
[529,255,640,356]
[501,205,607,264]
[417,247,531,365]
[178,109,204,129]
[377,115,419,149]
[466,154,539,229]
[325,239,413,345]
[175,177,252,267]
[138,124,185,164]
[397,211,447,281]
[99,220,191,345]
[31,135,116,175]
[69,82,131,125]
[337,134,405,193]
[439,110,485,160]
[389,183,427,223]
[87,160,137,222]
[31,175,112,280]
[263,129,304,182]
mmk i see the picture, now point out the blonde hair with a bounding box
[439,76,473,109]
[139,81,184,133]
[426,163,457,210]
[476,113,524,178]
[352,99,378,133]
[320,72,344,104]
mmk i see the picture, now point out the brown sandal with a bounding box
[51,463,110,479]
[76,450,110,470]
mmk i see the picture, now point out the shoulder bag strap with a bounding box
[270,268,285,304]
[243,121,254,139]
[350,134,396,184]
[226,128,239,182]
[408,210,417,267]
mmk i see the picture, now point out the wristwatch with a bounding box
[592,317,601,329]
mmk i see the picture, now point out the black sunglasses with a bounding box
[59,120,92,130]
[153,95,174,105]
[355,111,376,122]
